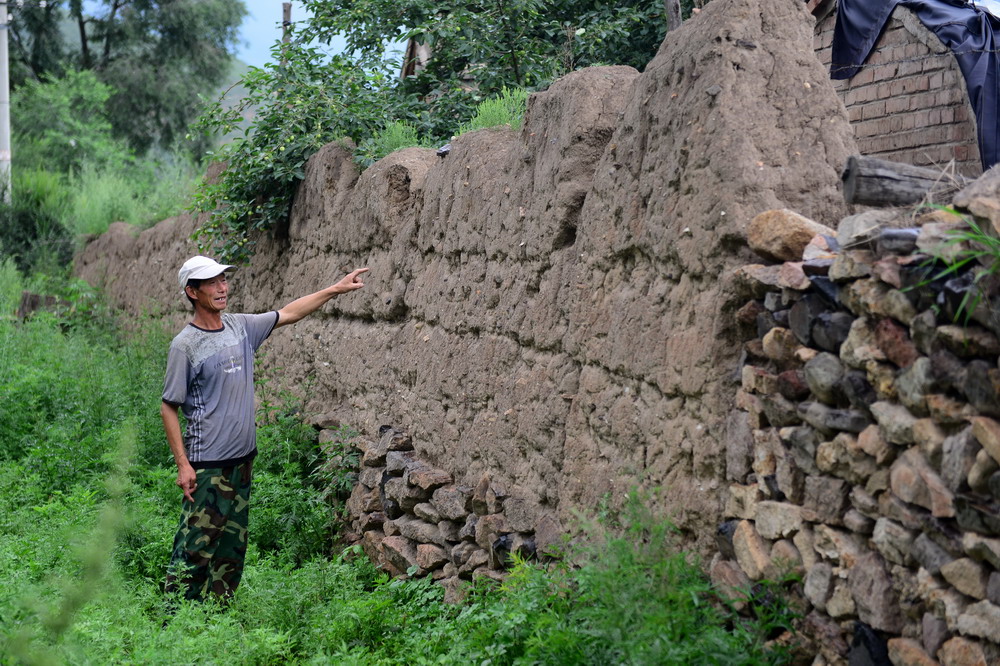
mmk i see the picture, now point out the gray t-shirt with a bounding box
[162,312,278,466]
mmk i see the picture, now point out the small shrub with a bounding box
[458,86,530,135]
[355,120,430,169]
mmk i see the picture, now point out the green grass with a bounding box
[0,273,797,664]
[355,120,432,169]
[458,87,530,136]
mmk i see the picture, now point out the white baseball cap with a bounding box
[177,255,235,290]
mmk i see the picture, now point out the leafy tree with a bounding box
[195,0,680,261]
[10,0,247,153]
[11,70,130,175]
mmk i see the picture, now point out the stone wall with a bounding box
[338,426,552,601]
[813,3,982,177]
[722,178,1000,662]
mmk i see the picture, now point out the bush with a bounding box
[458,87,530,135]
[355,121,431,169]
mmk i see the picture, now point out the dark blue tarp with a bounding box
[831,0,1000,170]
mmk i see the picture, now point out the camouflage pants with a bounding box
[165,460,252,601]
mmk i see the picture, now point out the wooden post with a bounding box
[665,0,682,32]
[841,155,969,207]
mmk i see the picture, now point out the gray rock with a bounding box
[386,450,417,476]
[895,356,934,415]
[968,448,1000,494]
[877,227,920,255]
[804,352,845,405]
[788,293,827,346]
[941,558,990,600]
[872,518,916,566]
[503,498,538,533]
[798,401,870,435]
[871,401,917,445]
[843,509,875,534]
[956,601,1000,642]
[837,210,897,251]
[804,475,849,524]
[941,427,980,492]
[921,612,950,658]
[829,249,875,282]
[910,309,940,356]
[816,432,878,484]
[912,533,956,575]
[964,360,1000,418]
[812,311,855,353]
[754,501,803,539]
[726,410,754,482]
[988,573,1000,605]
[431,485,472,521]
[962,533,1000,569]
[393,514,443,545]
[779,426,820,475]
[413,502,442,524]
[804,561,834,611]
[889,448,955,518]
[848,551,904,633]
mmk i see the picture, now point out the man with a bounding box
[161,255,368,601]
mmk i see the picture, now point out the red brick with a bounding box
[898,60,923,77]
[862,101,886,120]
[886,97,909,114]
[908,91,938,110]
[955,145,970,162]
[851,67,875,85]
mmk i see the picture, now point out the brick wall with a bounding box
[814,5,982,177]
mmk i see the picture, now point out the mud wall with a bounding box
[75,0,856,546]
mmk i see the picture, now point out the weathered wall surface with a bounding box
[75,0,856,547]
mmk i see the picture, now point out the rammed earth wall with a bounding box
[726,189,1000,661]
[75,0,856,555]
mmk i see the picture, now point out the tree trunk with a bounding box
[841,155,969,207]
[665,0,682,32]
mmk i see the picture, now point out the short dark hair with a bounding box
[185,278,203,309]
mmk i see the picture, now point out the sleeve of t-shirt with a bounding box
[162,344,191,407]
[241,311,279,351]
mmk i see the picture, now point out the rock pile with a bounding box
[724,171,1000,664]
[338,426,556,601]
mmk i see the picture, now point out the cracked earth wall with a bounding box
[75,0,856,546]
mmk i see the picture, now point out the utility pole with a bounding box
[281,2,291,66]
[0,0,11,203]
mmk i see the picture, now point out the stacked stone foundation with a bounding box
[337,427,557,602]
[722,198,1000,663]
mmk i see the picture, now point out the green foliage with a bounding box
[458,86,530,135]
[192,48,403,262]
[194,0,671,262]
[12,0,247,155]
[12,70,131,175]
[355,121,432,169]
[0,170,74,274]
[909,206,1000,324]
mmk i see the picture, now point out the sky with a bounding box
[235,0,346,69]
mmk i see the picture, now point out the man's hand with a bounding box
[331,267,369,294]
[276,267,370,327]
[176,463,197,503]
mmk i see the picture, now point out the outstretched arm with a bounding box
[275,267,369,328]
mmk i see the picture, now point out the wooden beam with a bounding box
[841,155,969,207]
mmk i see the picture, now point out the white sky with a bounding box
[236,0,346,69]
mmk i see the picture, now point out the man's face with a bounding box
[187,273,229,313]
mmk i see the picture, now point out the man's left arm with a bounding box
[275,267,369,328]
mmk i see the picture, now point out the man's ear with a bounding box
[184,284,197,300]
